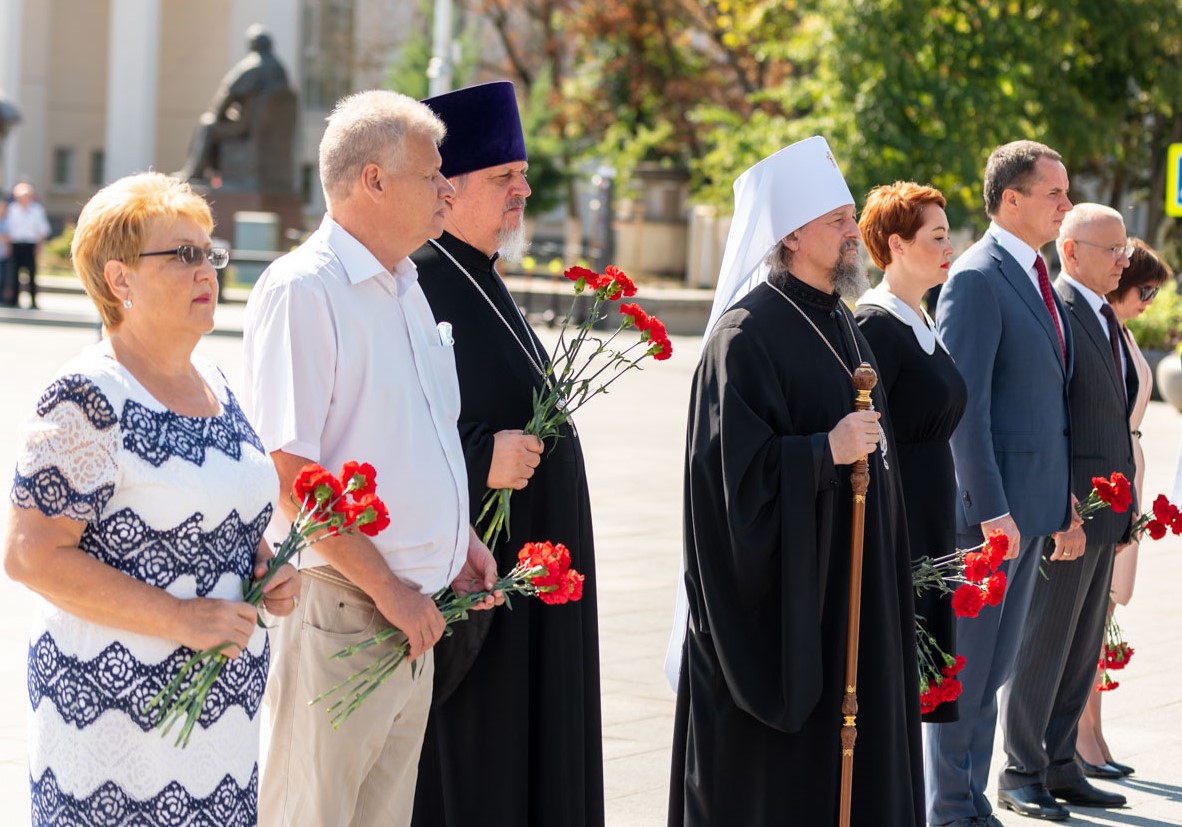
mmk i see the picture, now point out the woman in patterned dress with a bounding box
[2,172,298,825]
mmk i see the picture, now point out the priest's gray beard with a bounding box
[497,217,530,262]
[832,239,869,299]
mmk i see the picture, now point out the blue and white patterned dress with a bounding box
[10,346,277,826]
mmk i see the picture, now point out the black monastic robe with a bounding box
[669,274,924,826]
[410,232,605,827]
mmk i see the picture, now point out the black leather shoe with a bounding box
[1108,759,1135,776]
[997,784,1069,820]
[1076,753,1124,779]
[1048,778,1127,808]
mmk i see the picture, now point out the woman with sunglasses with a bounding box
[2,172,298,825]
[1074,237,1173,780]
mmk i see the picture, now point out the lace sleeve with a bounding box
[11,374,120,522]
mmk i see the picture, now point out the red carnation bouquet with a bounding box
[911,530,1009,714]
[913,529,1009,620]
[312,540,584,729]
[1137,492,1182,540]
[1097,616,1134,692]
[1043,474,1181,574]
[479,264,672,550]
[917,623,965,715]
[145,461,389,747]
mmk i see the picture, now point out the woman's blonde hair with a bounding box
[71,172,214,328]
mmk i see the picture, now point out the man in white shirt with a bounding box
[243,89,500,827]
[6,182,51,309]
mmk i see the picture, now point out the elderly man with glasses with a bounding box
[996,203,1134,820]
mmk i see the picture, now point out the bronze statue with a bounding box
[176,24,296,192]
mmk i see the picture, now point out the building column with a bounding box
[104,0,161,182]
[0,0,23,189]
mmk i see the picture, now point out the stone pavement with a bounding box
[0,300,1179,825]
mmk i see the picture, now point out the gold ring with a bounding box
[292,594,300,608]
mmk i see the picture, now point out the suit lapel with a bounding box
[1056,279,1123,400]
[991,241,1067,376]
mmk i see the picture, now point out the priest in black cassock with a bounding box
[668,137,924,825]
[409,81,604,827]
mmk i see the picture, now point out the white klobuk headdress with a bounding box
[703,135,856,341]
[665,136,855,690]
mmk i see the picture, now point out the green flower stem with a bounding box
[311,564,547,728]
[147,486,374,748]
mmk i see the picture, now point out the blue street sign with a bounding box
[1168,143,1182,218]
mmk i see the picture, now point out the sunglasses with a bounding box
[1137,285,1160,302]
[140,244,230,270]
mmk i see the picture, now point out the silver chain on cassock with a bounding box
[427,239,574,422]
[767,282,889,470]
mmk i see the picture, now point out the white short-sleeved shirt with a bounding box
[7,199,51,243]
[242,215,468,593]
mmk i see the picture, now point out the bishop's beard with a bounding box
[832,239,869,299]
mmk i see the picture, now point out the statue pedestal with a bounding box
[202,189,304,250]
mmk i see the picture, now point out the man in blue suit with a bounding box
[930,140,1078,827]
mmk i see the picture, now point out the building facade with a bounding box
[0,0,424,224]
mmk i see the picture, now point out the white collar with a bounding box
[855,283,948,355]
[1059,272,1113,331]
[322,214,418,291]
[988,221,1040,274]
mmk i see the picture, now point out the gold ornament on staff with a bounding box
[839,362,877,827]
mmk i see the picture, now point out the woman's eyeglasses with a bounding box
[1137,285,1160,302]
[140,245,230,270]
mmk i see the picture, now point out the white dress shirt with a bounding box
[242,215,468,593]
[988,221,1063,333]
[6,200,50,243]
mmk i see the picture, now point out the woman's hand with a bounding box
[171,597,257,658]
[252,541,302,617]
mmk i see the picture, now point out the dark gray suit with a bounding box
[998,276,1136,791]
[929,230,1074,826]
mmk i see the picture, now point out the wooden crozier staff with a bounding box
[839,362,877,827]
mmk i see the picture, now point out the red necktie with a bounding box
[1034,255,1066,363]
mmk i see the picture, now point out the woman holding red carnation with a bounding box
[2,173,299,826]
[855,182,967,721]
[1075,237,1172,778]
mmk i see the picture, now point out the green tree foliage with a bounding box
[405,1,1182,246]
[560,1,821,197]
[823,0,1182,232]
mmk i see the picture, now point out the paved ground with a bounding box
[0,292,1179,825]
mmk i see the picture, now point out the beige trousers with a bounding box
[259,569,434,827]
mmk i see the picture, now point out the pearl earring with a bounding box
[123,298,133,309]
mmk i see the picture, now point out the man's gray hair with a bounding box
[983,140,1061,217]
[318,90,446,208]
[764,239,793,278]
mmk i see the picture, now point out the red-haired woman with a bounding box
[855,181,967,721]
